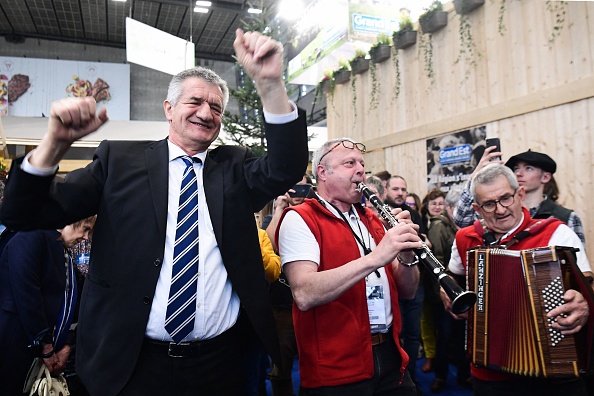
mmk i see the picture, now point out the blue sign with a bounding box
[439,144,472,165]
[352,13,398,35]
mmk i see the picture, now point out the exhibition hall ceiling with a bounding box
[0,0,278,62]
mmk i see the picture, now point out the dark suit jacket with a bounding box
[0,111,308,395]
[0,230,67,394]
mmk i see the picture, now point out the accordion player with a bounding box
[443,163,593,395]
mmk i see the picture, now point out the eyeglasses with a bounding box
[319,140,366,163]
[478,190,517,213]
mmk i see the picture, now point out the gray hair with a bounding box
[312,137,356,179]
[166,66,229,111]
[365,175,385,196]
[444,187,462,208]
[470,163,519,201]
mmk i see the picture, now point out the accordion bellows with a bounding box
[466,246,594,378]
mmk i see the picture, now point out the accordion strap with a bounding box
[473,217,559,248]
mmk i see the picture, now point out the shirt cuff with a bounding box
[21,150,59,176]
[263,100,298,124]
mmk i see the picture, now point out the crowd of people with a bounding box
[0,29,592,396]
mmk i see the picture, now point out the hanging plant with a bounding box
[348,49,367,121]
[418,1,446,89]
[391,44,401,103]
[369,34,391,111]
[349,47,369,75]
[454,12,480,83]
[392,15,417,50]
[498,0,507,36]
[333,58,351,85]
[546,0,567,44]
[419,0,447,34]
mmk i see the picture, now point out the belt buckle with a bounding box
[168,342,193,358]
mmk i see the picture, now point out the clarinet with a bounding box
[357,182,477,314]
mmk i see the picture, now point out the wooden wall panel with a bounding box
[325,0,594,254]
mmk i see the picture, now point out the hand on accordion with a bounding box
[439,286,468,320]
[546,289,589,335]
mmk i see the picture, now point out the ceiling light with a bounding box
[194,7,209,13]
[195,1,212,6]
[112,0,127,2]
[248,8,262,14]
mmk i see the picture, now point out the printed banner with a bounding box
[0,57,130,120]
[426,126,487,192]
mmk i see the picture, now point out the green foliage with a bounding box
[391,45,401,103]
[546,0,567,44]
[417,31,435,88]
[369,34,391,111]
[398,15,413,33]
[498,0,507,36]
[455,12,480,83]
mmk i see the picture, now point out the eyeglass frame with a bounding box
[478,189,518,213]
[318,140,366,163]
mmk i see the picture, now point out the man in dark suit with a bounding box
[0,29,308,395]
[0,218,95,395]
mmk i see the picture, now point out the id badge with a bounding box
[366,285,387,331]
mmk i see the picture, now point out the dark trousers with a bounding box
[399,282,424,383]
[269,307,298,396]
[119,318,248,395]
[300,337,417,396]
[433,299,469,382]
[473,376,588,396]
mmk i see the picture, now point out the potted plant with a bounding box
[454,0,485,15]
[349,48,369,75]
[369,33,392,64]
[319,70,333,93]
[392,15,417,50]
[419,0,448,34]
[333,58,351,85]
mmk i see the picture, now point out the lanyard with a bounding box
[324,201,380,278]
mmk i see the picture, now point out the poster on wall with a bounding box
[0,57,130,120]
[426,126,486,193]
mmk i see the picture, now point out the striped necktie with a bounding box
[165,156,200,343]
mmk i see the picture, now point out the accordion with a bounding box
[466,246,594,378]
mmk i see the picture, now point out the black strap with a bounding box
[322,200,380,278]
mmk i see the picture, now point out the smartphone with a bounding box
[289,184,312,198]
[485,137,501,161]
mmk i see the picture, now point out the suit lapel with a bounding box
[203,154,224,248]
[145,140,169,238]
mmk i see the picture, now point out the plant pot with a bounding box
[454,0,485,15]
[419,11,448,34]
[394,30,417,50]
[320,79,331,92]
[334,69,351,85]
[370,44,391,63]
[350,58,370,75]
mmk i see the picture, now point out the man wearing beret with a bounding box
[452,147,585,246]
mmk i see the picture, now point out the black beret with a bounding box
[505,150,556,174]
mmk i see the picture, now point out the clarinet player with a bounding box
[276,137,423,395]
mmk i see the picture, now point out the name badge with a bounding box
[367,285,387,331]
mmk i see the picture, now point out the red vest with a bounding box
[455,207,562,381]
[279,199,408,388]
